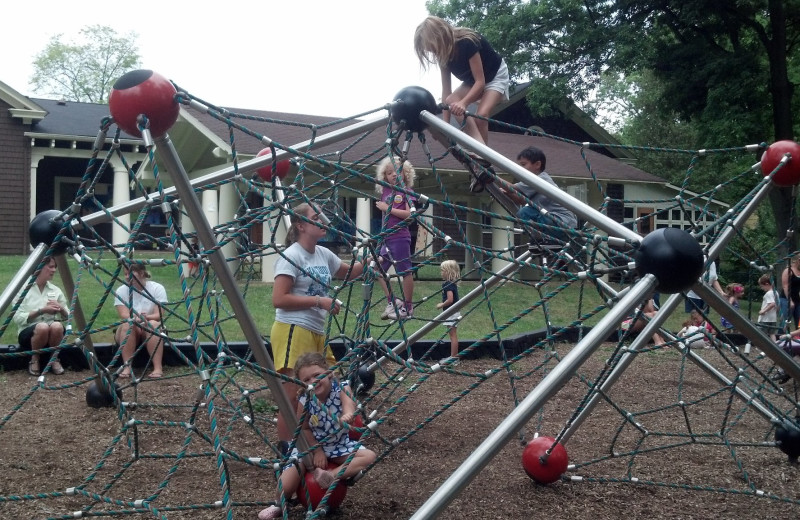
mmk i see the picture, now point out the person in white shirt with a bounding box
[13,256,68,375]
[114,263,168,378]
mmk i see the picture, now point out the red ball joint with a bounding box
[760,140,800,187]
[108,70,180,138]
[297,464,347,511]
[255,148,291,181]
[521,436,569,484]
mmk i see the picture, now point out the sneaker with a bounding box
[28,357,40,376]
[258,505,282,520]
[51,359,65,375]
[382,299,407,320]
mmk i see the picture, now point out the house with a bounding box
[0,78,727,279]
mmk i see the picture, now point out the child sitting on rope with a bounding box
[258,353,376,520]
[374,156,417,320]
[495,146,578,247]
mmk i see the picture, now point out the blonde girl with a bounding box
[436,259,462,363]
[271,203,363,442]
[258,353,377,520]
[374,156,417,320]
[414,16,510,145]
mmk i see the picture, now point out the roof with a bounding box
[30,98,139,139]
[185,106,665,184]
[9,88,663,184]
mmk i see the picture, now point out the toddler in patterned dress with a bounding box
[259,353,376,519]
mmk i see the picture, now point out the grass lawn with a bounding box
[0,253,734,346]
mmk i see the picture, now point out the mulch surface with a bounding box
[1,343,799,519]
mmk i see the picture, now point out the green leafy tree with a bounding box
[30,25,141,104]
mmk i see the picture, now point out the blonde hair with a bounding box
[294,352,328,377]
[375,156,416,194]
[414,16,480,70]
[440,259,461,282]
[285,202,316,246]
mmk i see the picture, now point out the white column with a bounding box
[414,202,434,258]
[112,166,131,247]
[262,201,287,282]
[29,153,44,224]
[202,189,219,229]
[464,198,482,280]
[356,196,371,242]
[491,201,512,274]
[218,182,239,264]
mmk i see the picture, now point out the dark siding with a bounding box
[0,101,31,254]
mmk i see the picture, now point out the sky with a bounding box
[1,0,443,117]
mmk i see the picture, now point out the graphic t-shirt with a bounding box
[273,242,343,334]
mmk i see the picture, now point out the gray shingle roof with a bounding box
[26,97,664,184]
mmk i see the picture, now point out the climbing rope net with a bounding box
[0,82,799,519]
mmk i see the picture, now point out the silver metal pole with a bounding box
[561,290,778,445]
[367,250,531,371]
[695,283,800,381]
[0,244,47,317]
[420,112,642,245]
[154,134,308,453]
[409,275,658,520]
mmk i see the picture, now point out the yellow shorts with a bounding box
[270,321,335,372]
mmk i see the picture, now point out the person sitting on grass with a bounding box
[258,352,376,520]
[114,262,168,379]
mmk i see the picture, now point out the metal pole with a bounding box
[409,275,658,520]
[367,250,531,371]
[420,112,642,245]
[154,134,307,453]
[0,244,47,317]
[695,283,800,381]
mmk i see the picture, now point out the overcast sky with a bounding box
[1,0,442,117]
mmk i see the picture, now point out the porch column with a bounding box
[112,164,131,247]
[464,198,482,280]
[356,196,371,239]
[261,200,287,283]
[218,182,239,265]
[491,200,512,274]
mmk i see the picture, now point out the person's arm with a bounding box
[437,290,455,309]
[336,261,363,281]
[448,53,486,117]
[12,292,37,329]
[495,177,527,205]
[783,268,792,307]
[339,384,356,425]
[440,66,452,122]
[711,278,724,295]
[760,301,777,315]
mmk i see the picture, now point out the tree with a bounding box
[427,0,800,251]
[30,25,141,104]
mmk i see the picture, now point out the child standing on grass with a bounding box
[720,283,744,331]
[375,156,417,320]
[258,352,377,520]
[436,260,462,364]
[414,16,510,146]
[757,274,779,340]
